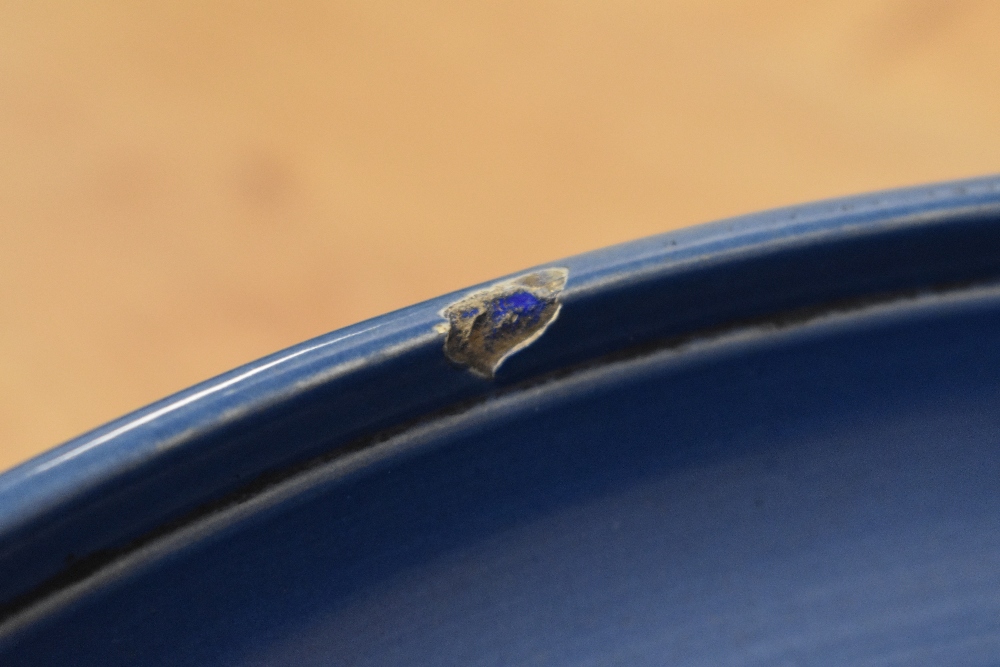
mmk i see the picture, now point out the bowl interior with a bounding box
[5,283,1000,665]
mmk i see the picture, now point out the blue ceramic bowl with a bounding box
[3,177,1000,665]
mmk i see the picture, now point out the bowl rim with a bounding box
[3,173,1000,625]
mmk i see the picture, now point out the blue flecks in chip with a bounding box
[489,291,544,325]
[439,268,568,378]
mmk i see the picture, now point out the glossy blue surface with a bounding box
[3,177,1000,664]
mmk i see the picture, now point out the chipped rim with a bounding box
[3,174,1000,621]
[439,267,568,377]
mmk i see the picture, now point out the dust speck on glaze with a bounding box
[440,268,568,377]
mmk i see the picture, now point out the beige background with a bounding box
[3,1,1000,471]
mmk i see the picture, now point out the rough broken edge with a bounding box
[437,268,569,378]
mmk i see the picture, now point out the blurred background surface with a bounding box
[3,0,999,471]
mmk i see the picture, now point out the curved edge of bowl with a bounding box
[2,173,1000,621]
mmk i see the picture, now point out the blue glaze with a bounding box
[3,176,1000,664]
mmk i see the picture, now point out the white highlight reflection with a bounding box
[33,325,382,474]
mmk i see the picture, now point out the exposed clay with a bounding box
[440,268,568,377]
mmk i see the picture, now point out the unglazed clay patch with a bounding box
[439,268,568,378]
